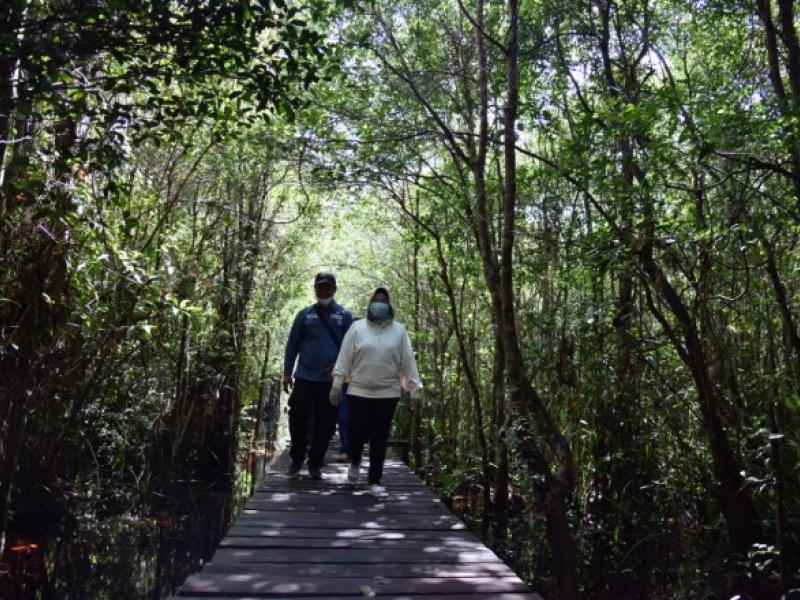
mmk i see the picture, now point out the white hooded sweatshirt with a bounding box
[331,318,423,399]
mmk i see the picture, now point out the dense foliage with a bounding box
[2,0,799,598]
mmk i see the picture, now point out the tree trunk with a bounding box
[251,331,271,496]
[499,1,578,597]
[637,246,761,553]
[411,191,424,469]
[492,325,509,537]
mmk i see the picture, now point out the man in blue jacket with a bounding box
[283,272,354,478]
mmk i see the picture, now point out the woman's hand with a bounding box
[329,386,342,406]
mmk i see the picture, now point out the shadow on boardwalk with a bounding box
[174,450,542,599]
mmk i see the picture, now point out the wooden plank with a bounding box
[219,536,485,550]
[265,469,421,477]
[261,474,425,486]
[252,487,432,497]
[268,465,418,474]
[241,503,450,515]
[253,487,432,494]
[200,560,517,578]
[226,526,480,542]
[209,547,502,564]
[270,464,415,472]
[265,472,423,482]
[256,484,427,493]
[249,490,442,502]
[174,448,535,599]
[252,487,434,497]
[257,482,426,491]
[250,491,442,502]
[178,574,532,596]
[177,595,542,600]
[376,596,542,600]
[234,511,466,530]
[254,486,428,495]
[245,497,439,508]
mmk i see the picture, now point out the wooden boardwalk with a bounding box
[175,451,541,599]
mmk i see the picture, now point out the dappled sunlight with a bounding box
[4,0,795,598]
[176,447,537,597]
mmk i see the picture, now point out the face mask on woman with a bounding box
[368,301,390,321]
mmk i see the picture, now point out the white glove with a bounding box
[329,386,343,406]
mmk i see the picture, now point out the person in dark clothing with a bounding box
[283,272,354,478]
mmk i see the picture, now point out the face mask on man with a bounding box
[368,301,390,320]
[317,296,333,306]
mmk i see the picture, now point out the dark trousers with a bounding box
[348,396,399,485]
[288,378,338,469]
[338,393,350,455]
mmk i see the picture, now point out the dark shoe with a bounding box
[287,461,302,476]
[308,467,323,480]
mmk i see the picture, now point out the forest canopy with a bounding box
[1,0,799,598]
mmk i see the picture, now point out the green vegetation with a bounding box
[1,0,799,598]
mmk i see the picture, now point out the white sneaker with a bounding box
[347,464,360,483]
[368,484,386,498]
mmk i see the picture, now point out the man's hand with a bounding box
[282,375,293,394]
[329,386,342,406]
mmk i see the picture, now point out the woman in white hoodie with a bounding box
[329,287,422,497]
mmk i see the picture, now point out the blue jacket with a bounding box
[283,301,354,383]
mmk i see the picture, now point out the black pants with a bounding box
[348,396,399,485]
[288,378,338,469]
